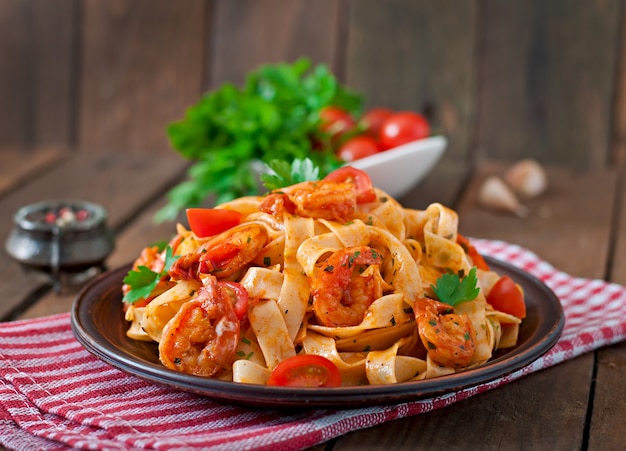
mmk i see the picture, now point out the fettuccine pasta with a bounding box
[123,168,525,386]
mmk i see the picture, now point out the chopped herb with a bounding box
[241,337,251,345]
[347,251,361,267]
[263,256,271,266]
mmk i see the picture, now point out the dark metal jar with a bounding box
[5,200,115,290]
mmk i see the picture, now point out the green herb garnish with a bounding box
[122,246,180,304]
[431,267,480,307]
[261,157,320,190]
[155,58,362,222]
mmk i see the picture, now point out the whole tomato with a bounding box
[337,135,379,162]
[319,106,356,138]
[360,107,393,138]
[379,111,430,150]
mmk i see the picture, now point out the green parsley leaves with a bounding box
[261,158,321,191]
[122,246,180,304]
[431,267,480,307]
[154,58,361,222]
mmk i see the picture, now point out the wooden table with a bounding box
[1,149,624,450]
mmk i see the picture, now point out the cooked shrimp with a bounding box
[311,246,383,327]
[259,180,357,222]
[169,223,268,280]
[414,297,475,367]
[159,275,240,377]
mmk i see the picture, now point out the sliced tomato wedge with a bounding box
[324,166,377,204]
[457,233,490,271]
[267,355,342,387]
[186,208,243,238]
[486,275,526,320]
[218,281,248,320]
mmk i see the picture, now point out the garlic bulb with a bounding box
[477,175,528,217]
[504,159,547,198]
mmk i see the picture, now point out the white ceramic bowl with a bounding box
[350,135,447,198]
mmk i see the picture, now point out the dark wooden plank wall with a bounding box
[0,0,624,180]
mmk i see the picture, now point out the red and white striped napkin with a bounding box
[1,239,625,450]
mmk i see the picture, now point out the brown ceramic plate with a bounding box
[71,257,564,409]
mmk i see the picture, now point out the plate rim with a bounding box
[71,256,564,409]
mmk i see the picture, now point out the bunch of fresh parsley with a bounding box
[155,58,362,222]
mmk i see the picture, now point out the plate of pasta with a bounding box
[72,167,564,408]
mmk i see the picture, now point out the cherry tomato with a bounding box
[186,208,243,238]
[379,111,430,150]
[487,275,526,320]
[337,135,379,162]
[267,355,341,387]
[319,106,356,137]
[218,281,248,320]
[457,234,490,271]
[324,166,377,204]
[361,107,393,138]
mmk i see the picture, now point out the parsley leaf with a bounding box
[431,267,480,307]
[261,158,321,190]
[122,246,180,304]
[154,58,361,222]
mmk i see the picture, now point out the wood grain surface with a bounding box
[3,0,626,166]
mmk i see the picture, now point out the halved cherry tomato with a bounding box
[218,281,248,320]
[337,135,379,162]
[486,275,526,320]
[267,355,341,387]
[361,107,393,138]
[186,208,243,238]
[319,106,356,138]
[457,234,490,271]
[324,166,377,204]
[379,111,430,150]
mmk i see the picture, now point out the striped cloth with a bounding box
[1,239,625,450]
